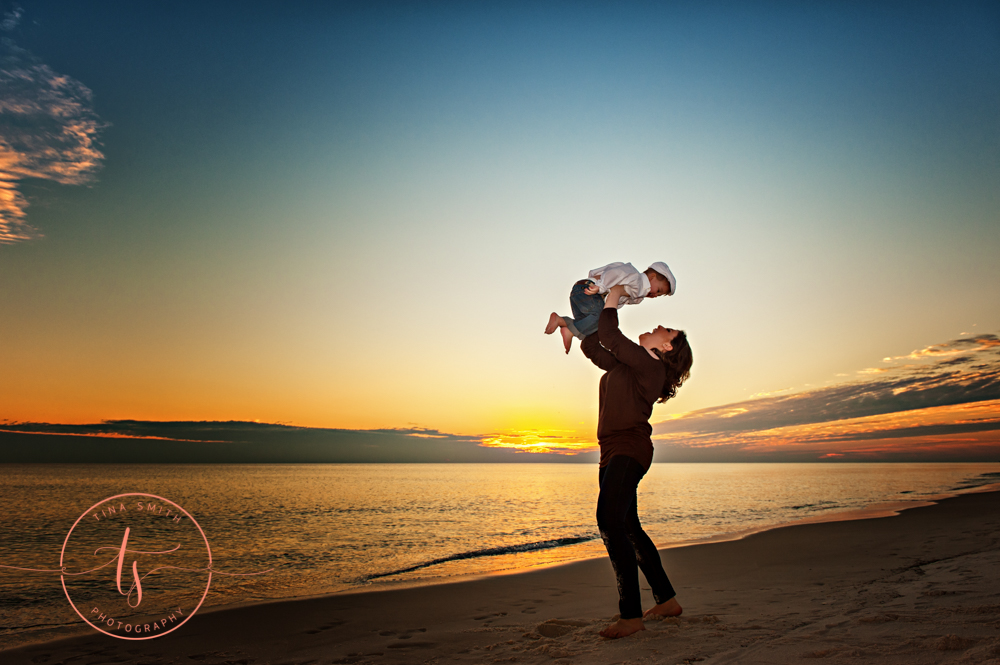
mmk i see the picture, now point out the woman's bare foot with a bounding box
[560,326,574,353]
[643,597,683,619]
[599,617,645,639]
[544,312,564,335]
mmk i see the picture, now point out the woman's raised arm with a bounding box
[598,285,655,368]
[581,332,619,371]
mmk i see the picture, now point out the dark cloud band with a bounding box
[655,334,1000,437]
[0,421,599,463]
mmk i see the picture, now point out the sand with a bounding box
[5,488,1000,665]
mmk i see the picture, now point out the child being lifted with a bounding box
[545,261,676,353]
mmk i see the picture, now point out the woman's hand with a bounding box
[605,284,627,309]
[583,281,600,296]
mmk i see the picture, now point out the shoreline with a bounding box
[5,485,1000,663]
[321,480,1000,597]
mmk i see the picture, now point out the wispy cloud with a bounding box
[654,334,1000,461]
[0,6,106,244]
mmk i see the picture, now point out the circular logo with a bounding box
[61,493,213,640]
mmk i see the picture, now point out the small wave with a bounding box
[789,501,839,510]
[362,535,597,582]
[949,471,1000,491]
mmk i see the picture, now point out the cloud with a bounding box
[0,7,106,244]
[653,334,1000,461]
[0,420,600,463]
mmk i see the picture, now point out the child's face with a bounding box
[647,274,670,298]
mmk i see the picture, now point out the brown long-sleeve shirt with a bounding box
[581,308,666,471]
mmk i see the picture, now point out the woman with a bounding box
[580,283,693,639]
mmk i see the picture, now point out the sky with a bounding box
[1,1,999,461]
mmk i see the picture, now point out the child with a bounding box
[545,261,676,353]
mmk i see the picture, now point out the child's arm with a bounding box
[597,285,656,368]
[587,262,626,293]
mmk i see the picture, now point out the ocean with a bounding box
[1,462,998,649]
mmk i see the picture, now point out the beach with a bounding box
[4,487,999,664]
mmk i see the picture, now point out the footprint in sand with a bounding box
[685,615,720,625]
[377,626,434,649]
[330,653,384,664]
[536,619,590,638]
[517,599,545,614]
[378,627,428,643]
[188,654,253,665]
[304,619,347,635]
[473,611,508,625]
[387,640,436,649]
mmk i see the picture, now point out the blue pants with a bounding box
[562,280,605,339]
[597,455,677,619]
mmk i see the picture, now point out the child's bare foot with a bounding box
[643,597,682,619]
[599,617,645,639]
[560,326,574,354]
[544,312,564,335]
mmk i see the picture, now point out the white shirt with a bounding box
[587,262,651,309]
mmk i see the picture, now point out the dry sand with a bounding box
[5,489,1000,665]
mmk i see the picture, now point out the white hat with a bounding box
[648,262,676,295]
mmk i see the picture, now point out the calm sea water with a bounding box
[1,462,998,649]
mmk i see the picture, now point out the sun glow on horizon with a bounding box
[479,430,596,455]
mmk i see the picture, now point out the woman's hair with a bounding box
[653,330,692,403]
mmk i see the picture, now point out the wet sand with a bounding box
[5,489,1000,664]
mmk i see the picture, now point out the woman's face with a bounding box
[639,326,679,352]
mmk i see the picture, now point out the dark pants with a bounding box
[597,455,677,619]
